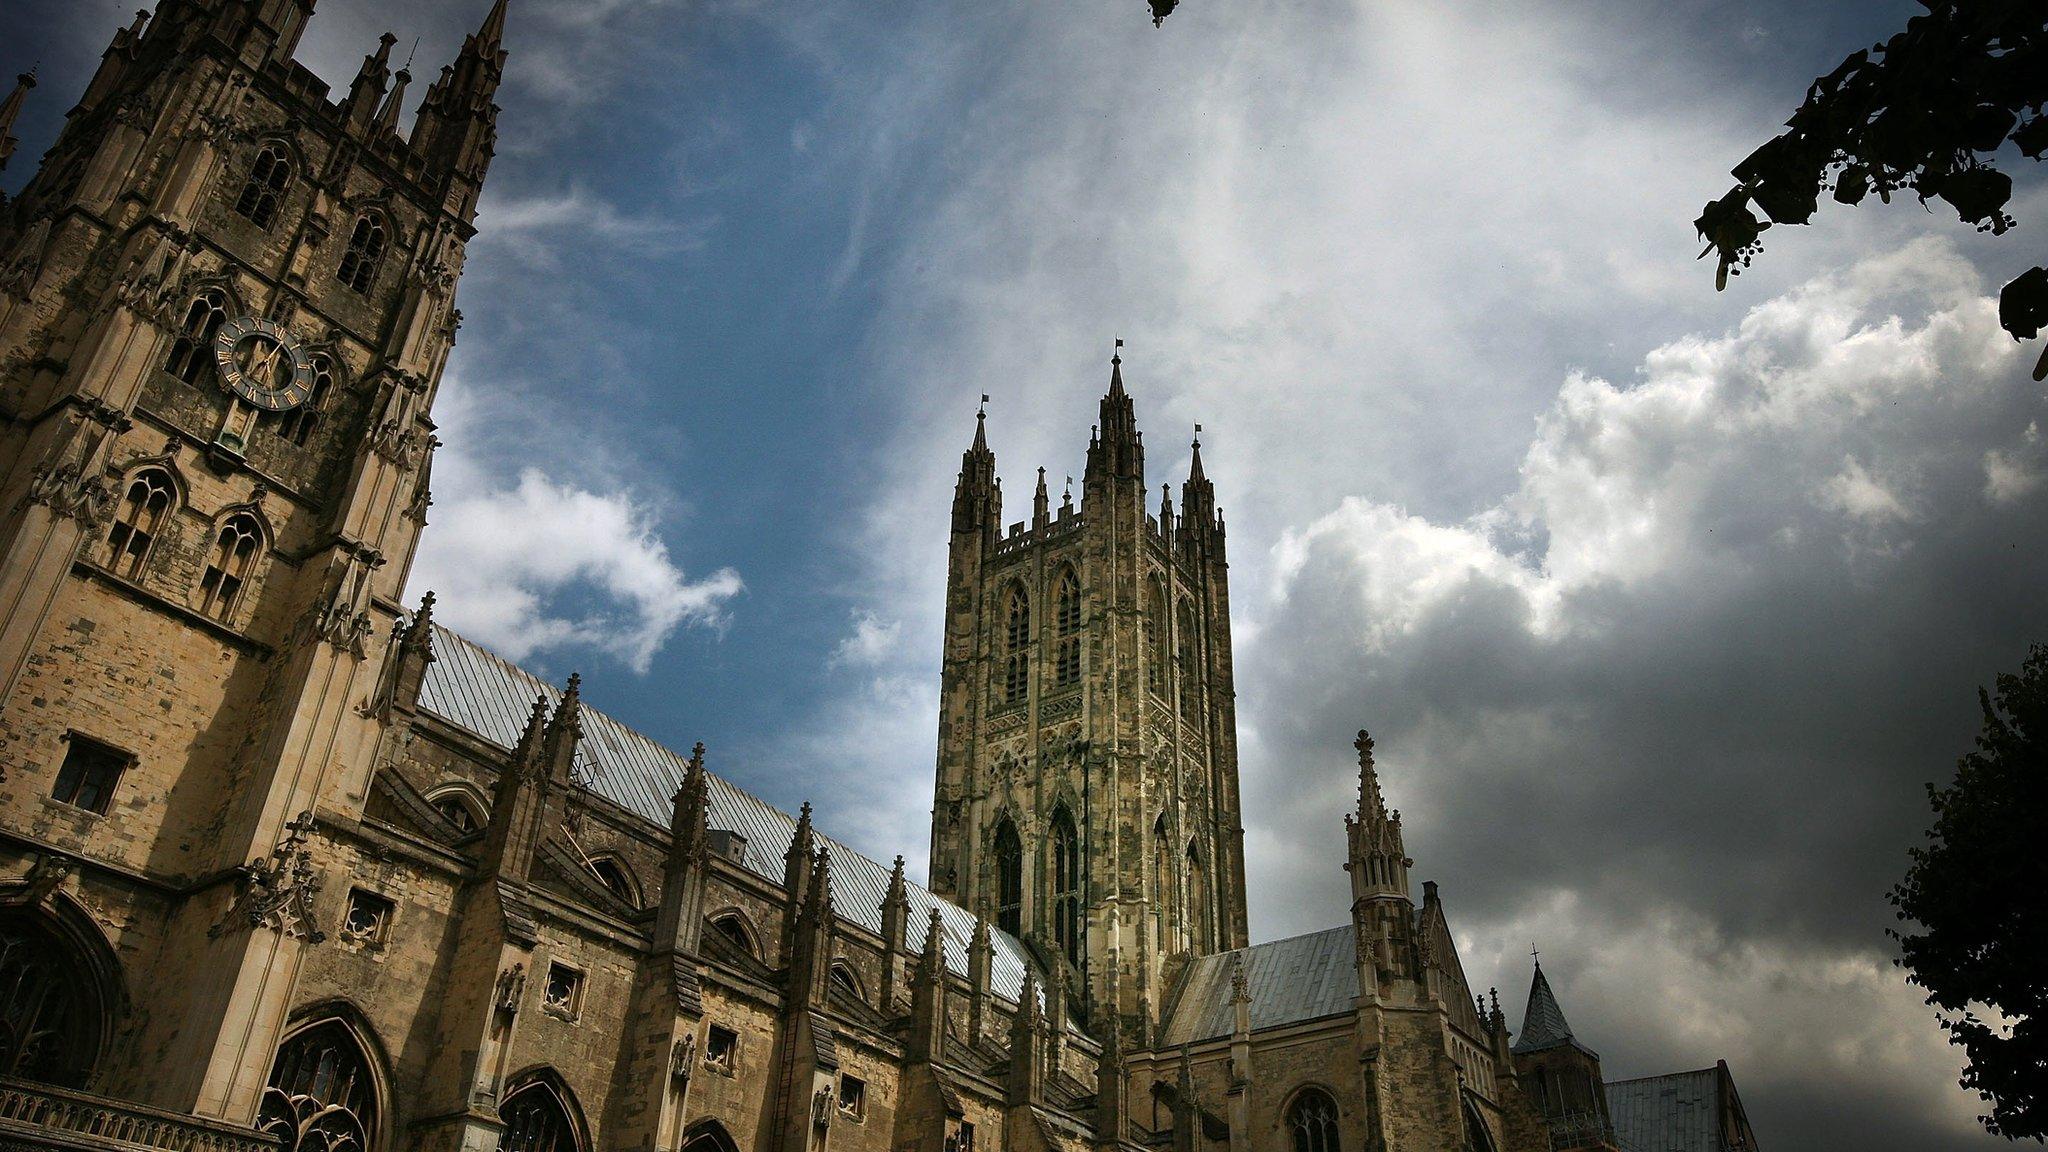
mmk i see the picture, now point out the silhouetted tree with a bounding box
[1891,644,2048,1141]
[1149,0,1177,26]
[1696,1,2047,379]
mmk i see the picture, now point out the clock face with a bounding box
[212,315,314,412]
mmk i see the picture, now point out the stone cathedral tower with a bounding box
[928,349,1250,1038]
[0,0,502,1128]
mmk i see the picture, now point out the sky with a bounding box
[7,1,2046,1148]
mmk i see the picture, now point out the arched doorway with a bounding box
[0,905,116,1088]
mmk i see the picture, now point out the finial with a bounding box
[403,35,421,70]
[1193,422,1202,450]
[689,741,706,770]
[978,392,990,418]
[1113,336,1123,366]
[1531,942,1541,967]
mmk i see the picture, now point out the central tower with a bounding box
[928,348,1249,1038]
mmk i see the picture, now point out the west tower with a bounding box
[0,0,505,1124]
[928,349,1249,1039]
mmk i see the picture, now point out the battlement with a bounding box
[995,503,1085,559]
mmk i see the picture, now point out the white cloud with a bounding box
[406,378,741,674]
[831,609,903,668]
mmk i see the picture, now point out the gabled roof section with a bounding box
[1157,925,1356,1046]
[418,625,1039,1002]
[1513,961,1596,1057]
[1606,1063,1757,1152]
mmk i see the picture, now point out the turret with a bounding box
[342,33,396,134]
[1512,956,1617,1150]
[475,693,553,883]
[410,0,509,219]
[951,406,999,536]
[879,856,911,1012]
[968,910,994,1041]
[1033,467,1051,530]
[780,802,816,964]
[1083,342,1144,496]
[653,742,711,956]
[908,909,948,1062]
[1180,427,1224,564]
[1346,729,1414,995]
[0,70,33,173]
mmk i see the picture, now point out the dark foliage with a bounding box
[1696,1,2048,379]
[1149,0,1178,26]
[1891,644,2048,1141]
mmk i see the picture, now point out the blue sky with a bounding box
[8,2,2047,1148]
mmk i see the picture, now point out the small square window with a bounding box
[51,735,128,815]
[542,962,583,1019]
[838,1074,866,1121]
[704,1025,738,1073]
[340,889,394,947]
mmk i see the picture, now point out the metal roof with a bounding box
[1157,925,1358,1046]
[1605,1068,1732,1152]
[418,625,1037,1002]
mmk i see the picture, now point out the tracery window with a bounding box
[164,288,229,383]
[1053,567,1081,688]
[1287,1088,1341,1152]
[259,1020,379,1152]
[1151,814,1173,916]
[234,144,293,229]
[1002,585,1030,704]
[0,912,105,1087]
[197,513,263,623]
[498,1079,578,1152]
[993,819,1023,937]
[1186,840,1209,946]
[105,469,173,579]
[275,354,334,446]
[1049,807,1082,970]
[1177,600,1200,718]
[336,214,386,295]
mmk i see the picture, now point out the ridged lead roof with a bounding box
[1157,925,1358,1046]
[1605,1067,1734,1152]
[418,625,1038,1003]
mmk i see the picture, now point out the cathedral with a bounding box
[0,4,1760,1152]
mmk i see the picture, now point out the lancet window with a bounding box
[993,819,1023,937]
[336,214,387,294]
[197,514,263,623]
[234,144,293,229]
[106,469,173,579]
[1053,567,1081,688]
[164,288,228,383]
[1002,585,1031,704]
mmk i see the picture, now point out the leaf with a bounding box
[1998,266,2048,341]
[1936,167,2012,227]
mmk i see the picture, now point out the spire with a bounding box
[1033,467,1050,529]
[1512,955,1589,1056]
[1354,729,1386,824]
[539,673,582,782]
[1188,424,1206,482]
[373,68,412,136]
[908,908,948,1060]
[1086,340,1143,490]
[477,0,510,47]
[0,70,35,172]
[953,399,999,536]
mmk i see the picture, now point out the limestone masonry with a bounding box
[0,4,1760,1152]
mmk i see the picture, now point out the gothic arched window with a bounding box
[1177,600,1201,719]
[1462,1098,1497,1152]
[234,144,293,229]
[993,819,1023,937]
[105,469,174,580]
[259,1020,379,1152]
[197,513,263,623]
[1186,839,1209,946]
[498,1078,579,1152]
[1002,585,1031,704]
[1053,568,1081,688]
[164,288,229,383]
[1146,576,1168,696]
[1049,808,1082,970]
[1287,1087,1341,1152]
[829,962,864,1005]
[336,214,387,295]
[586,856,637,906]
[1151,814,1173,917]
[0,911,108,1087]
[709,912,758,959]
[275,354,334,446]
[682,1121,741,1152]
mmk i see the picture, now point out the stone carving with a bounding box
[216,812,324,942]
[495,963,526,1019]
[670,1034,695,1083]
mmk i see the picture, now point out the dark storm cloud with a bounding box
[1240,241,2047,1149]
